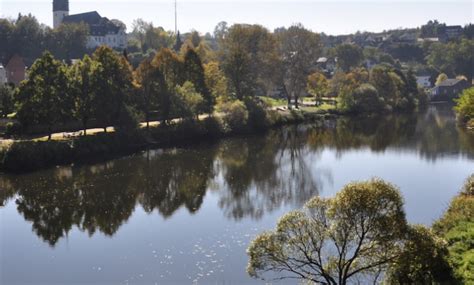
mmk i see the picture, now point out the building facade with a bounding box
[430,78,471,101]
[0,65,7,85]
[53,0,127,50]
[4,55,27,86]
[416,76,432,89]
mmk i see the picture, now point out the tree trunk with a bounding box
[48,126,52,140]
[104,127,107,133]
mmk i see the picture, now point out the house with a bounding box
[439,25,463,42]
[53,0,127,50]
[316,57,336,76]
[0,65,7,84]
[430,78,471,101]
[5,54,26,86]
[416,76,432,89]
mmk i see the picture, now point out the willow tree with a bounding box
[247,179,407,285]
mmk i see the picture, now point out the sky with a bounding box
[0,0,473,35]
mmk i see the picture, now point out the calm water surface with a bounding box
[1,104,473,284]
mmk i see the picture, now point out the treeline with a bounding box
[10,46,219,138]
[0,14,90,63]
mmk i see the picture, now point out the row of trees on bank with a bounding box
[13,46,215,138]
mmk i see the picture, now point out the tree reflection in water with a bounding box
[0,104,472,246]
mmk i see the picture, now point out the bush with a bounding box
[350,83,385,113]
[218,100,249,132]
[244,97,269,129]
[454,87,474,125]
[433,174,474,284]
[5,121,22,136]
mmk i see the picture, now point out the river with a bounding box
[1,103,473,284]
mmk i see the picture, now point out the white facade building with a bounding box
[0,65,7,85]
[416,76,432,89]
[53,0,127,50]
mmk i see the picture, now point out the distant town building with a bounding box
[430,78,471,101]
[53,0,127,50]
[0,65,7,84]
[416,76,432,89]
[439,25,463,42]
[4,54,27,86]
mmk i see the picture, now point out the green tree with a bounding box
[91,46,134,132]
[220,24,278,100]
[134,58,164,128]
[69,55,99,135]
[335,43,364,72]
[433,174,474,284]
[46,22,89,60]
[204,61,229,103]
[454,87,474,126]
[386,225,453,284]
[0,84,15,118]
[370,65,403,110]
[247,179,407,285]
[152,48,184,123]
[276,24,321,108]
[174,81,204,120]
[16,52,71,139]
[307,72,328,105]
[183,48,214,114]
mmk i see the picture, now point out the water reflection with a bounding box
[0,104,473,247]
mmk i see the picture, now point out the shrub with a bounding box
[218,100,249,132]
[351,83,385,113]
[5,121,22,136]
[454,87,474,125]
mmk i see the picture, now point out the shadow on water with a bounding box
[0,104,473,246]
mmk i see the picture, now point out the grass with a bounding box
[258,96,287,107]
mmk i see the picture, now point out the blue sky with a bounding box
[1,0,473,35]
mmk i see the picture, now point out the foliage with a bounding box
[335,43,364,72]
[183,48,214,114]
[91,46,135,131]
[276,24,321,108]
[454,87,474,125]
[427,39,474,82]
[0,84,15,118]
[69,55,99,134]
[433,175,474,284]
[0,14,88,64]
[16,51,71,138]
[386,225,453,284]
[307,72,329,105]
[350,83,384,113]
[174,81,204,120]
[134,58,164,127]
[204,61,229,103]
[218,99,249,131]
[436,73,448,85]
[247,178,407,284]
[220,24,278,100]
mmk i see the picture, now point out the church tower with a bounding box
[53,0,69,29]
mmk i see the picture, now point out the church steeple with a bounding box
[53,0,69,29]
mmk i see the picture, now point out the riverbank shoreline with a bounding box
[0,109,338,174]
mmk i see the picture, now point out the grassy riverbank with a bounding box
[0,108,335,173]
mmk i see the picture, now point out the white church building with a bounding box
[53,0,127,50]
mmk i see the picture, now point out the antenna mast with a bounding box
[174,0,177,34]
